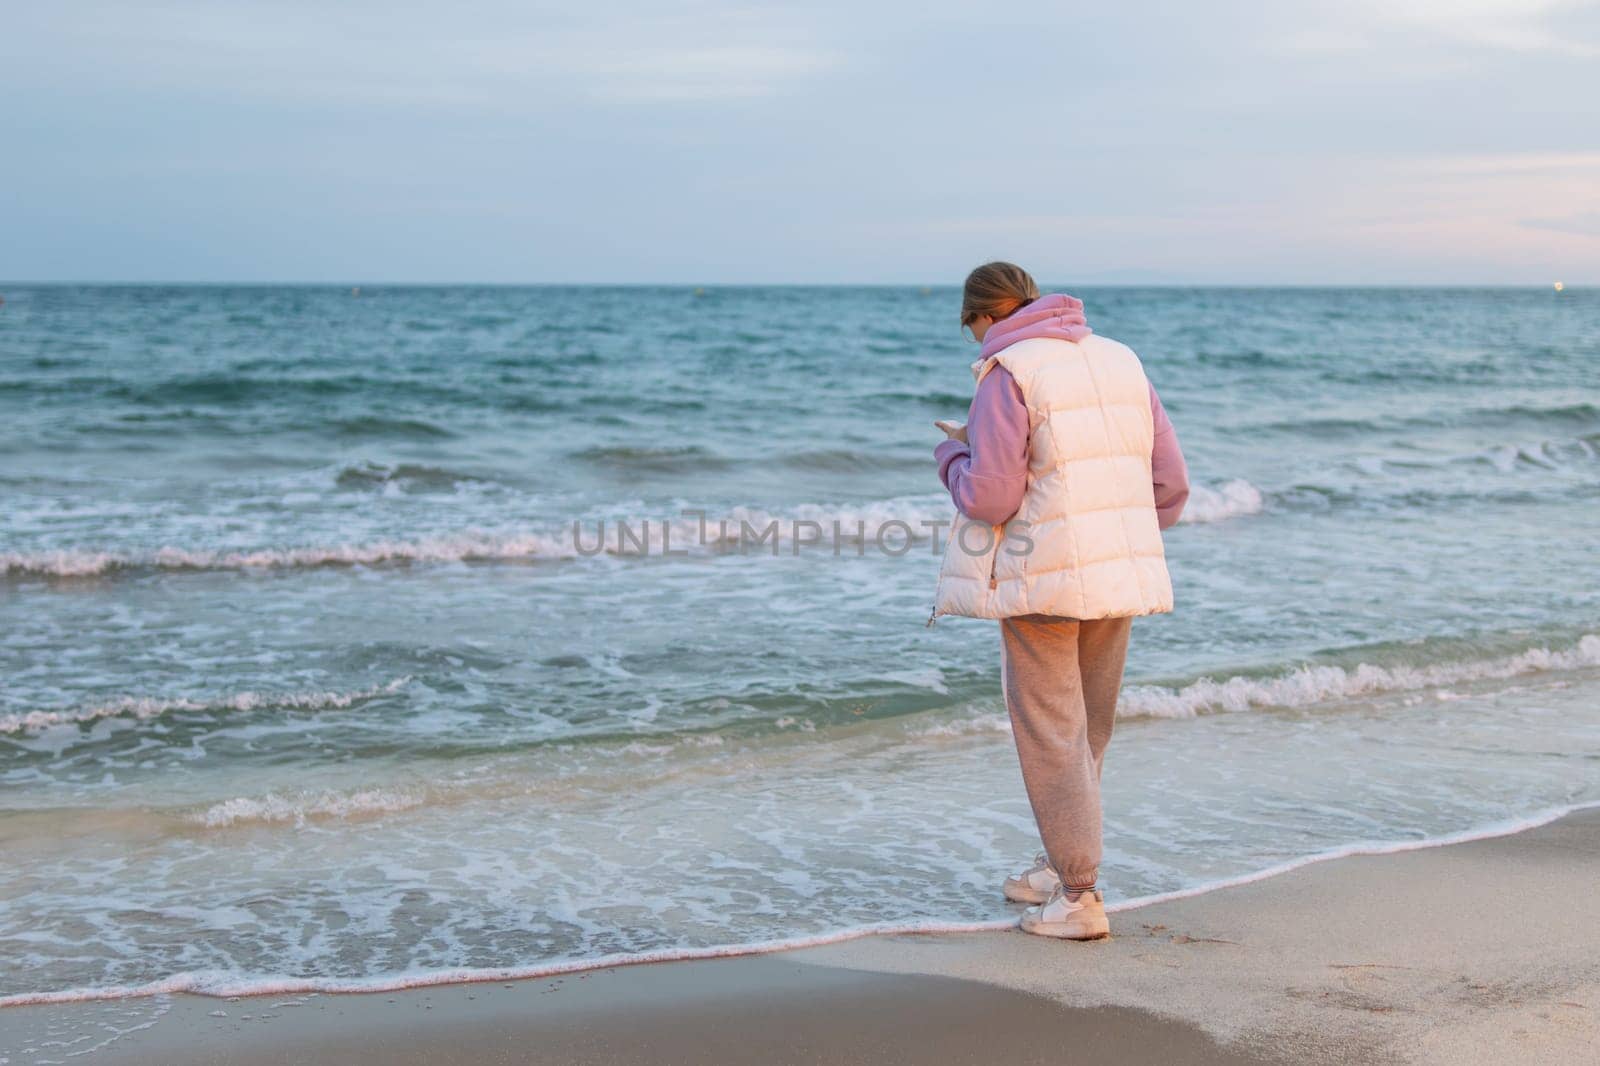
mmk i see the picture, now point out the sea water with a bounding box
[1,285,1597,1004]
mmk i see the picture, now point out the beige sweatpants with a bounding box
[999,613,1132,891]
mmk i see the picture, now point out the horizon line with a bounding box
[0,280,1588,290]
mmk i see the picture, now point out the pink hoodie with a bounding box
[935,294,1189,529]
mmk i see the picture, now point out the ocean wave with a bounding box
[777,448,929,473]
[0,498,953,577]
[605,489,1261,551]
[5,800,1594,1008]
[914,634,1600,734]
[574,444,734,474]
[916,714,1015,738]
[0,678,410,736]
[0,534,571,577]
[108,373,377,405]
[2,482,1273,579]
[1195,348,1297,369]
[1255,400,1600,437]
[1486,401,1599,425]
[1361,434,1599,477]
[1265,437,1599,515]
[191,786,429,828]
[1178,479,1264,523]
[1475,436,1598,473]
[332,416,456,439]
[862,389,975,408]
[333,461,490,490]
[1121,634,1600,719]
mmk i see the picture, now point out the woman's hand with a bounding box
[934,420,968,444]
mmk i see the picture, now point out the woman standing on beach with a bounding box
[932,262,1189,940]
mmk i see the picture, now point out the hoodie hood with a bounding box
[976,293,1093,369]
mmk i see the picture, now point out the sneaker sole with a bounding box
[1002,879,1053,905]
[1019,916,1111,941]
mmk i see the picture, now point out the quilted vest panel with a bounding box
[932,335,1173,621]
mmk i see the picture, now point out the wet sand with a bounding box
[3,808,1597,1064]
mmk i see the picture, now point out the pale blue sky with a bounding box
[3,1,1597,283]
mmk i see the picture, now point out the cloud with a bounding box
[1268,0,1600,57]
[1403,151,1600,175]
[3,1,1598,282]
[1520,212,1600,237]
[516,43,839,102]
[1379,0,1600,55]
[4,2,842,107]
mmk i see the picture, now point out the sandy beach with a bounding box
[4,806,1595,1065]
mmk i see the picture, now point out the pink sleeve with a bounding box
[1149,382,1189,529]
[934,366,1029,524]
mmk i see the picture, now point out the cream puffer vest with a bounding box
[932,334,1173,622]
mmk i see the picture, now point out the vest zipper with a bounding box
[927,517,962,627]
[989,525,1002,590]
[928,522,1004,627]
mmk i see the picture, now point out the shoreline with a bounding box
[5,798,1596,1010]
[3,805,1598,1063]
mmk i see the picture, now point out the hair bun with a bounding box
[960,261,1040,327]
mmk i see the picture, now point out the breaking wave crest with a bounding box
[918,634,1600,735]
[3,481,1280,579]
[1121,634,1600,719]
[1474,435,1598,473]
[191,786,430,828]
[0,498,953,577]
[0,536,571,577]
[1179,479,1264,523]
[0,678,410,736]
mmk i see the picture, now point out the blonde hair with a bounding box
[960,262,1039,329]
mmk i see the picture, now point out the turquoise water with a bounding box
[2,285,1597,1001]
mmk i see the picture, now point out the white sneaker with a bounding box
[1019,885,1110,941]
[1002,852,1062,904]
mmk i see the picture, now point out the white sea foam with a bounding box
[2,483,1278,579]
[192,787,430,828]
[1179,479,1264,523]
[0,678,410,736]
[0,535,572,577]
[917,714,1013,738]
[915,634,1600,733]
[0,497,954,577]
[1120,634,1600,719]
[5,995,174,1060]
[5,799,1594,1009]
[1479,437,1597,473]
